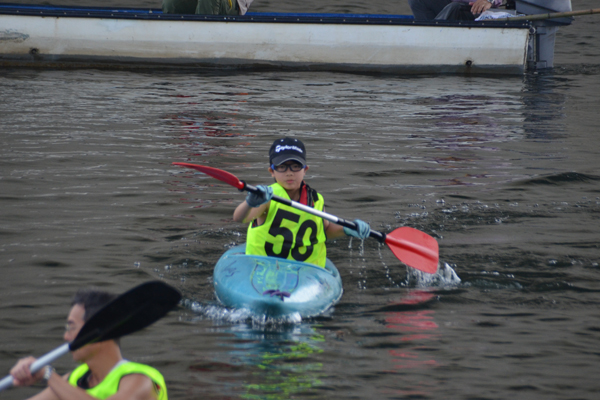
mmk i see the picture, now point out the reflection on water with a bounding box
[187,323,325,399]
[521,74,568,141]
[237,330,324,399]
[382,290,439,397]
[162,92,256,160]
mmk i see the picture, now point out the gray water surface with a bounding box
[1,1,599,399]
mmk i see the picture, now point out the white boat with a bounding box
[0,1,573,74]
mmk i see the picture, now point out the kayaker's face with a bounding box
[64,304,102,363]
[269,161,308,191]
[64,304,85,344]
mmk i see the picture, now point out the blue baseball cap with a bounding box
[269,138,306,167]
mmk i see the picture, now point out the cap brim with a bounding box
[271,154,306,167]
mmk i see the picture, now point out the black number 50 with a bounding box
[265,209,318,262]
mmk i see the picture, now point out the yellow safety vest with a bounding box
[246,183,327,267]
[68,361,167,400]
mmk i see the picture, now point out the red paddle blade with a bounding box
[385,227,439,274]
[172,163,244,190]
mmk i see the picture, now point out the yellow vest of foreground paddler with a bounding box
[68,361,167,400]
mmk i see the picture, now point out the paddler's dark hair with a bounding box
[71,289,117,322]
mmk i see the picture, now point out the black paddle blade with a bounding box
[70,281,181,351]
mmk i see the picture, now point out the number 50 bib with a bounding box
[246,183,327,268]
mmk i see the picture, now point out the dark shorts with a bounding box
[435,3,476,21]
[162,0,238,15]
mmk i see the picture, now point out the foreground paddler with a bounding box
[2,281,181,399]
[232,137,371,267]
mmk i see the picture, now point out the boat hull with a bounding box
[213,244,343,318]
[0,5,532,74]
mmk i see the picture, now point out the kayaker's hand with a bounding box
[10,356,43,387]
[470,0,493,15]
[343,219,371,239]
[246,185,273,208]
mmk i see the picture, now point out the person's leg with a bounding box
[196,0,238,15]
[434,3,476,21]
[195,0,219,14]
[162,0,198,14]
[408,0,453,20]
[218,0,239,15]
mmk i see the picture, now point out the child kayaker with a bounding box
[233,137,370,268]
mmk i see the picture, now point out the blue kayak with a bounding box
[213,244,343,318]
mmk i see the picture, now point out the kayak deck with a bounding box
[213,244,343,318]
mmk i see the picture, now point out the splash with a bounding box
[184,299,303,325]
[407,262,461,288]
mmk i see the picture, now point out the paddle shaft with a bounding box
[241,181,386,243]
[172,162,439,271]
[0,344,70,391]
[501,8,600,22]
[243,182,437,262]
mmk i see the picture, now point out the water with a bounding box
[1,1,599,399]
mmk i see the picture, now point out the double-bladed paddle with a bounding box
[172,162,439,274]
[0,280,181,392]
